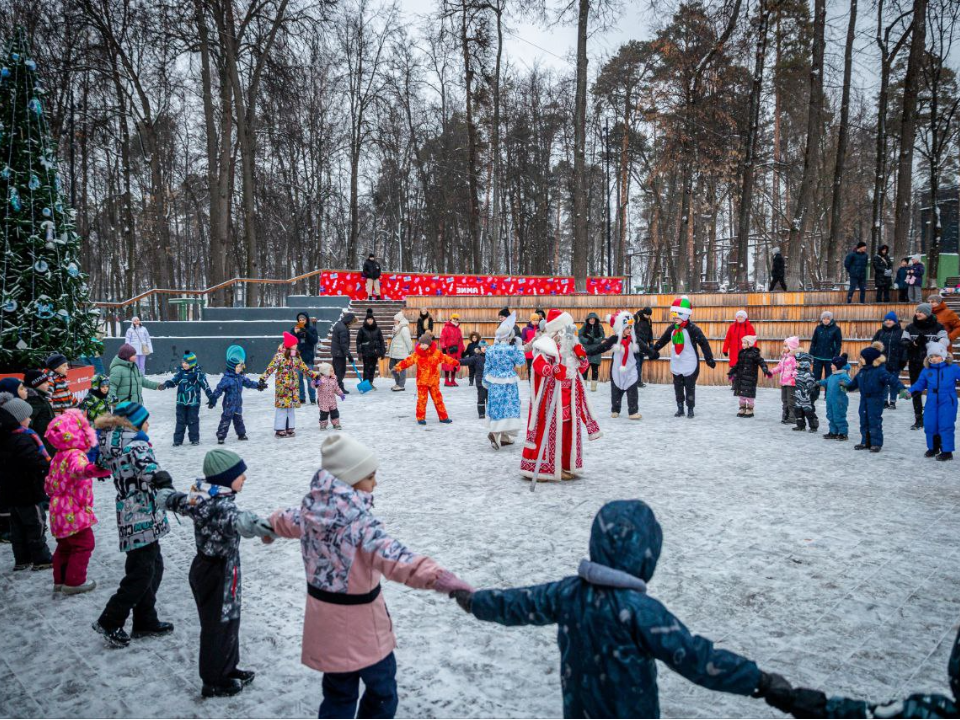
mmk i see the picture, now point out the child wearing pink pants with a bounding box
[44,410,111,594]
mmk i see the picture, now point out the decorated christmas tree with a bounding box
[0,29,100,372]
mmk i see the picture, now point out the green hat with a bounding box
[203,448,247,487]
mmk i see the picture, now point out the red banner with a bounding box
[0,365,96,404]
[319,271,623,300]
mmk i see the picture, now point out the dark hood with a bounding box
[589,500,662,582]
[585,312,600,322]
[950,625,959,700]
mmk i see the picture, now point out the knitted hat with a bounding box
[640,307,652,316]
[784,336,800,351]
[203,448,247,487]
[418,332,433,345]
[23,369,48,389]
[742,335,757,347]
[529,312,540,323]
[2,397,32,424]
[832,353,848,370]
[927,340,950,360]
[735,310,748,321]
[860,346,882,366]
[820,311,833,321]
[365,308,374,319]
[226,345,246,369]
[317,362,334,377]
[771,247,780,255]
[0,377,22,395]
[393,311,406,324]
[856,241,867,249]
[670,296,692,320]
[450,313,460,321]
[883,311,898,323]
[114,401,149,430]
[45,353,68,370]
[498,307,511,319]
[118,343,137,361]
[321,433,379,486]
[183,350,198,369]
[283,331,299,349]
[479,340,488,347]
[90,374,109,391]
[916,303,933,318]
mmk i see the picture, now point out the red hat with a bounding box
[283,331,299,349]
[544,308,574,334]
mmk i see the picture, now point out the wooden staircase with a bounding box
[315,299,407,379]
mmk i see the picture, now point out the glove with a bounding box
[765,372,773,378]
[450,589,474,614]
[706,359,717,369]
[257,379,268,391]
[573,344,587,359]
[151,470,174,491]
[765,686,829,718]
[899,389,911,399]
[207,400,216,409]
[650,350,660,361]
[348,354,355,364]
[753,672,793,711]
[434,570,476,595]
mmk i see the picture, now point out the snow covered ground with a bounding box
[2,374,959,719]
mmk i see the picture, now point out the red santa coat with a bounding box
[439,322,465,372]
[521,335,602,481]
[722,319,756,368]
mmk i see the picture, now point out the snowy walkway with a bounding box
[1,376,958,718]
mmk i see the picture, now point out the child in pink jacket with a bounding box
[44,409,111,594]
[313,363,345,430]
[770,336,800,425]
[270,433,472,719]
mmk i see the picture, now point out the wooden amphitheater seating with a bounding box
[404,294,919,385]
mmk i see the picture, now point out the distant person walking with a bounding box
[844,241,869,304]
[906,255,925,303]
[769,247,786,291]
[895,258,910,302]
[872,245,894,303]
[362,253,382,300]
[124,317,152,373]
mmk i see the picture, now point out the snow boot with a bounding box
[190,441,200,446]
[936,452,954,461]
[332,422,342,430]
[439,418,453,424]
[854,444,870,450]
[686,406,695,419]
[131,621,174,639]
[477,404,486,418]
[93,621,130,648]
[32,561,52,571]
[275,431,288,438]
[319,420,328,430]
[870,446,882,453]
[202,680,243,698]
[590,380,598,392]
[488,432,501,450]
[911,418,923,430]
[823,432,837,439]
[889,402,896,410]
[675,403,685,418]
[417,420,426,425]
[237,435,248,441]
[229,669,255,686]
[217,438,225,445]
[792,424,806,431]
[62,580,97,596]
[836,434,848,441]
[638,381,647,388]
[13,563,30,571]
[629,413,642,420]
[737,409,746,418]
[925,449,938,458]
[611,412,619,419]
[744,408,754,418]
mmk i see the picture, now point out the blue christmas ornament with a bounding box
[8,187,21,212]
[0,67,8,79]
[2,299,16,313]
[41,207,51,218]
[56,308,70,321]
[25,59,36,71]
[66,262,79,278]
[10,53,19,61]
[28,174,40,190]
[34,259,49,273]
[28,98,42,115]
[34,301,55,320]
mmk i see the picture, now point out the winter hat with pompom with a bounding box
[317,362,334,377]
[118,344,137,361]
[114,401,149,430]
[1,397,32,424]
[927,341,950,360]
[321,433,379,486]
[832,354,849,370]
[183,350,198,369]
[670,296,692,320]
[861,346,882,366]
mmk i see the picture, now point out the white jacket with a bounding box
[125,325,153,355]
[388,317,413,360]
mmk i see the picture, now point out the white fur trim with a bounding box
[533,335,560,357]
[545,311,574,335]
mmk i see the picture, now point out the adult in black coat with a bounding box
[872,311,906,408]
[809,312,843,381]
[769,248,786,291]
[872,245,894,302]
[361,253,383,299]
[902,305,949,429]
[416,310,435,340]
[632,307,654,387]
[356,311,386,386]
[0,399,53,568]
[292,312,319,404]
[330,312,356,392]
[844,242,869,304]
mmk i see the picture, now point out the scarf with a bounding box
[671,320,689,356]
[12,427,50,462]
[620,336,632,366]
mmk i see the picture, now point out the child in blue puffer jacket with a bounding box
[448,500,788,718]
[208,345,263,445]
[906,340,960,461]
[818,354,851,440]
[846,345,907,452]
[163,350,213,446]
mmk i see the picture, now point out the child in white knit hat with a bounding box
[269,433,473,718]
[313,363,345,430]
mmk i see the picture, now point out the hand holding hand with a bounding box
[261,535,275,545]
[765,372,773,378]
[207,400,216,409]
[899,389,911,399]
[706,359,717,369]
[434,570,476,595]
[450,589,474,614]
[573,344,587,359]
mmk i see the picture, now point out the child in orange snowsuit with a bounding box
[394,333,460,425]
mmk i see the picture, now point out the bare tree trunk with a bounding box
[826,0,857,280]
[617,90,631,275]
[892,0,927,260]
[785,0,826,289]
[571,0,589,289]
[459,1,482,273]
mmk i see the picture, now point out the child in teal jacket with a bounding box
[818,354,852,440]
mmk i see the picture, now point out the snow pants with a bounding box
[319,651,398,719]
[673,366,699,408]
[99,542,164,630]
[416,385,448,421]
[826,395,849,435]
[274,407,297,432]
[858,396,886,447]
[611,380,639,415]
[795,405,819,431]
[217,410,246,441]
[738,396,755,409]
[319,409,341,429]
[909,362,925,423]
[476,384,488,418]
[190,553,240,686]
[52,526,95,587]
[10,504,52,566]
[780,386,796,422]
[174,404,200,445]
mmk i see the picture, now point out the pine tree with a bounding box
[0,29,99,372]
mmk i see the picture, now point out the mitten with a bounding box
[552,364,564,377]
[151,470,174,491]
[573,344,587,359]
[207,400,216,409]
[257,379,268,391]
[766,686,830,718]
[650,350,660,361]
[765,372,773,378]
[706,359,717,369]
[752,672,792,705]
[899,389,911,399]
[434,570,476,595]
[451,589,474,614]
